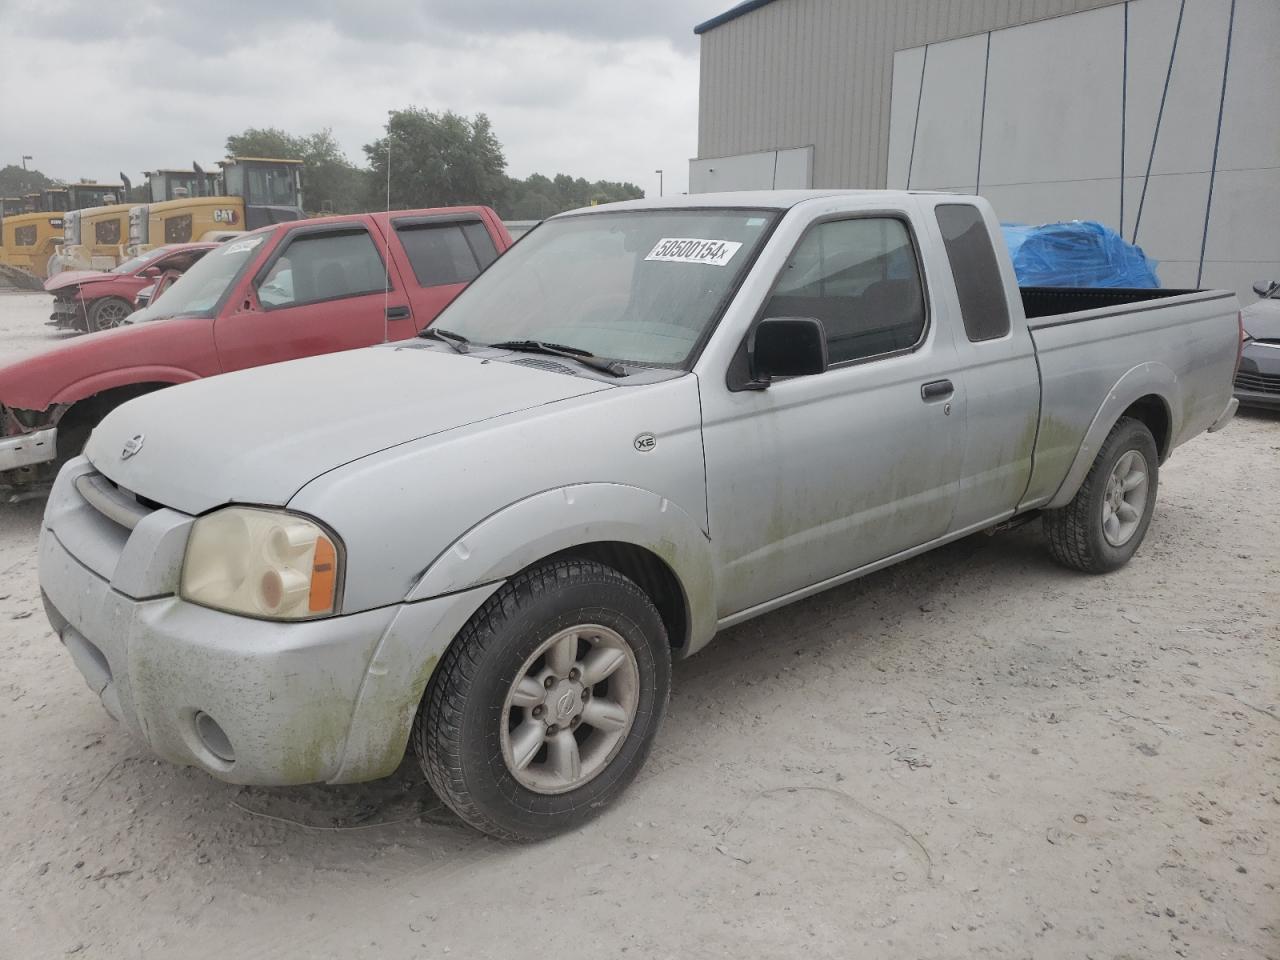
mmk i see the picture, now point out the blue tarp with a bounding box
[1001,221,1160,288]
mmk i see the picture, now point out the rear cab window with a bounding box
[935,204,1011,342]
[393,218,498,288]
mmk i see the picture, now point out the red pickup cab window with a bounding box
[395,220,497,288]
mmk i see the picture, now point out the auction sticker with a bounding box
[645,237,743,266]
[225,235,265,255]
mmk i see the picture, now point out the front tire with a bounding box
[86,297,133,333]
[1043,416,1159,573]
[413,558,671,841]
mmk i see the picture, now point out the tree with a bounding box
[0,164,53,198]
[364,108,507,210]
[500,172,643,220]
[225,127,367,214]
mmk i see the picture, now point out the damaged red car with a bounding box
[45,243,218,333]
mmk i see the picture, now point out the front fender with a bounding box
[51,367,200,406]
[407,482,718,653]
[1044,362,1178,509]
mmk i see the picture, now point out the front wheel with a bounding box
[86,297,133,333]
[1043,416,1159,573]
[413,559,671,840]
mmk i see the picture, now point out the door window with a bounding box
[763,217,926,364]
[395,220,497,288]
[935,204,1011,342]
[255,229,387,309]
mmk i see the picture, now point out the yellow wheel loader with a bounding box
[127,157,304,254]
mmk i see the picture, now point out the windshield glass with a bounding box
[430,209,777,367]
[248,166,297,206]
[140,233,265,320]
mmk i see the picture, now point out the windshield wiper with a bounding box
[419,327,471,353]
[489,339,627,377]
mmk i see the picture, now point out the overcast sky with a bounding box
[0,0,731,198]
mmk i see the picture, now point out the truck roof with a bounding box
[236,206,499,235]
[218,157,304,166]
[560,189,962,216]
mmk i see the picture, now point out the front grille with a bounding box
[75,470,159,530]
[1234,370,1280,395]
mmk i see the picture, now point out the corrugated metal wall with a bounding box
[697,0,1125,188]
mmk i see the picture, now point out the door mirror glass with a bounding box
[1253,280,1278,298]
[750,317,829,383]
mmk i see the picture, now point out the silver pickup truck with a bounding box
[38,191,1241,840]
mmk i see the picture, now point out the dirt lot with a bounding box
[1,289,1276,959]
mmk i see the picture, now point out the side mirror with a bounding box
[1253,280,1278,298]
[749,317,829,385]
[139,265,161,279]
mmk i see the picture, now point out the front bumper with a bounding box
[48,298,85,326]
[0,427,57,471]
[1234,347,1280,410]
[38,458,498,785]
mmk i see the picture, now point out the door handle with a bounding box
[920,379,954,401]
[385,305,411,321]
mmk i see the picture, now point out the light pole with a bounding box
[21,154,32,171]
[655,169,664,197]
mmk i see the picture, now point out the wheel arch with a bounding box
[50,368,198,407]
[541,541,690,655]
[1045,362,1178,510]
[405,483,717,655]
[51,381,178,463]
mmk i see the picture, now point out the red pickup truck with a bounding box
[45,242,218,333]
[0,206,512,493]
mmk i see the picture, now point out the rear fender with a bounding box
[1044,362,1179,509]
[406,483,717,652]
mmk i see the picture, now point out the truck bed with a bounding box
[1020,285,1203,321]
[1017,285,1240,512]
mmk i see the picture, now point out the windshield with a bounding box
[431,209,776,367]
[139,233,265,320]
[248,166,298,206]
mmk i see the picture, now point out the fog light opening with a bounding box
[194,711,235,763]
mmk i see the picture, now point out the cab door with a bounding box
[213,220,415,371]
[700,213,966,619]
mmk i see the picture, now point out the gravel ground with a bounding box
[1,289,1277,959]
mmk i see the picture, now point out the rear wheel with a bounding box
[1043,416,1158,573]
[86,297,133,333]
[413,558,671,841]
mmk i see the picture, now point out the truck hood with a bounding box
[1242,298,1280,340]
[44,270,113,292]
[86,345,613,514]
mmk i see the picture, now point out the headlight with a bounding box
[180,507,342,620]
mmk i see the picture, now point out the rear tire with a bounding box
[413,558,671,841]
[86,297,133,333]
[1043,416,1159,573]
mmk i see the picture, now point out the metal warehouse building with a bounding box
[691,0,1279,300]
